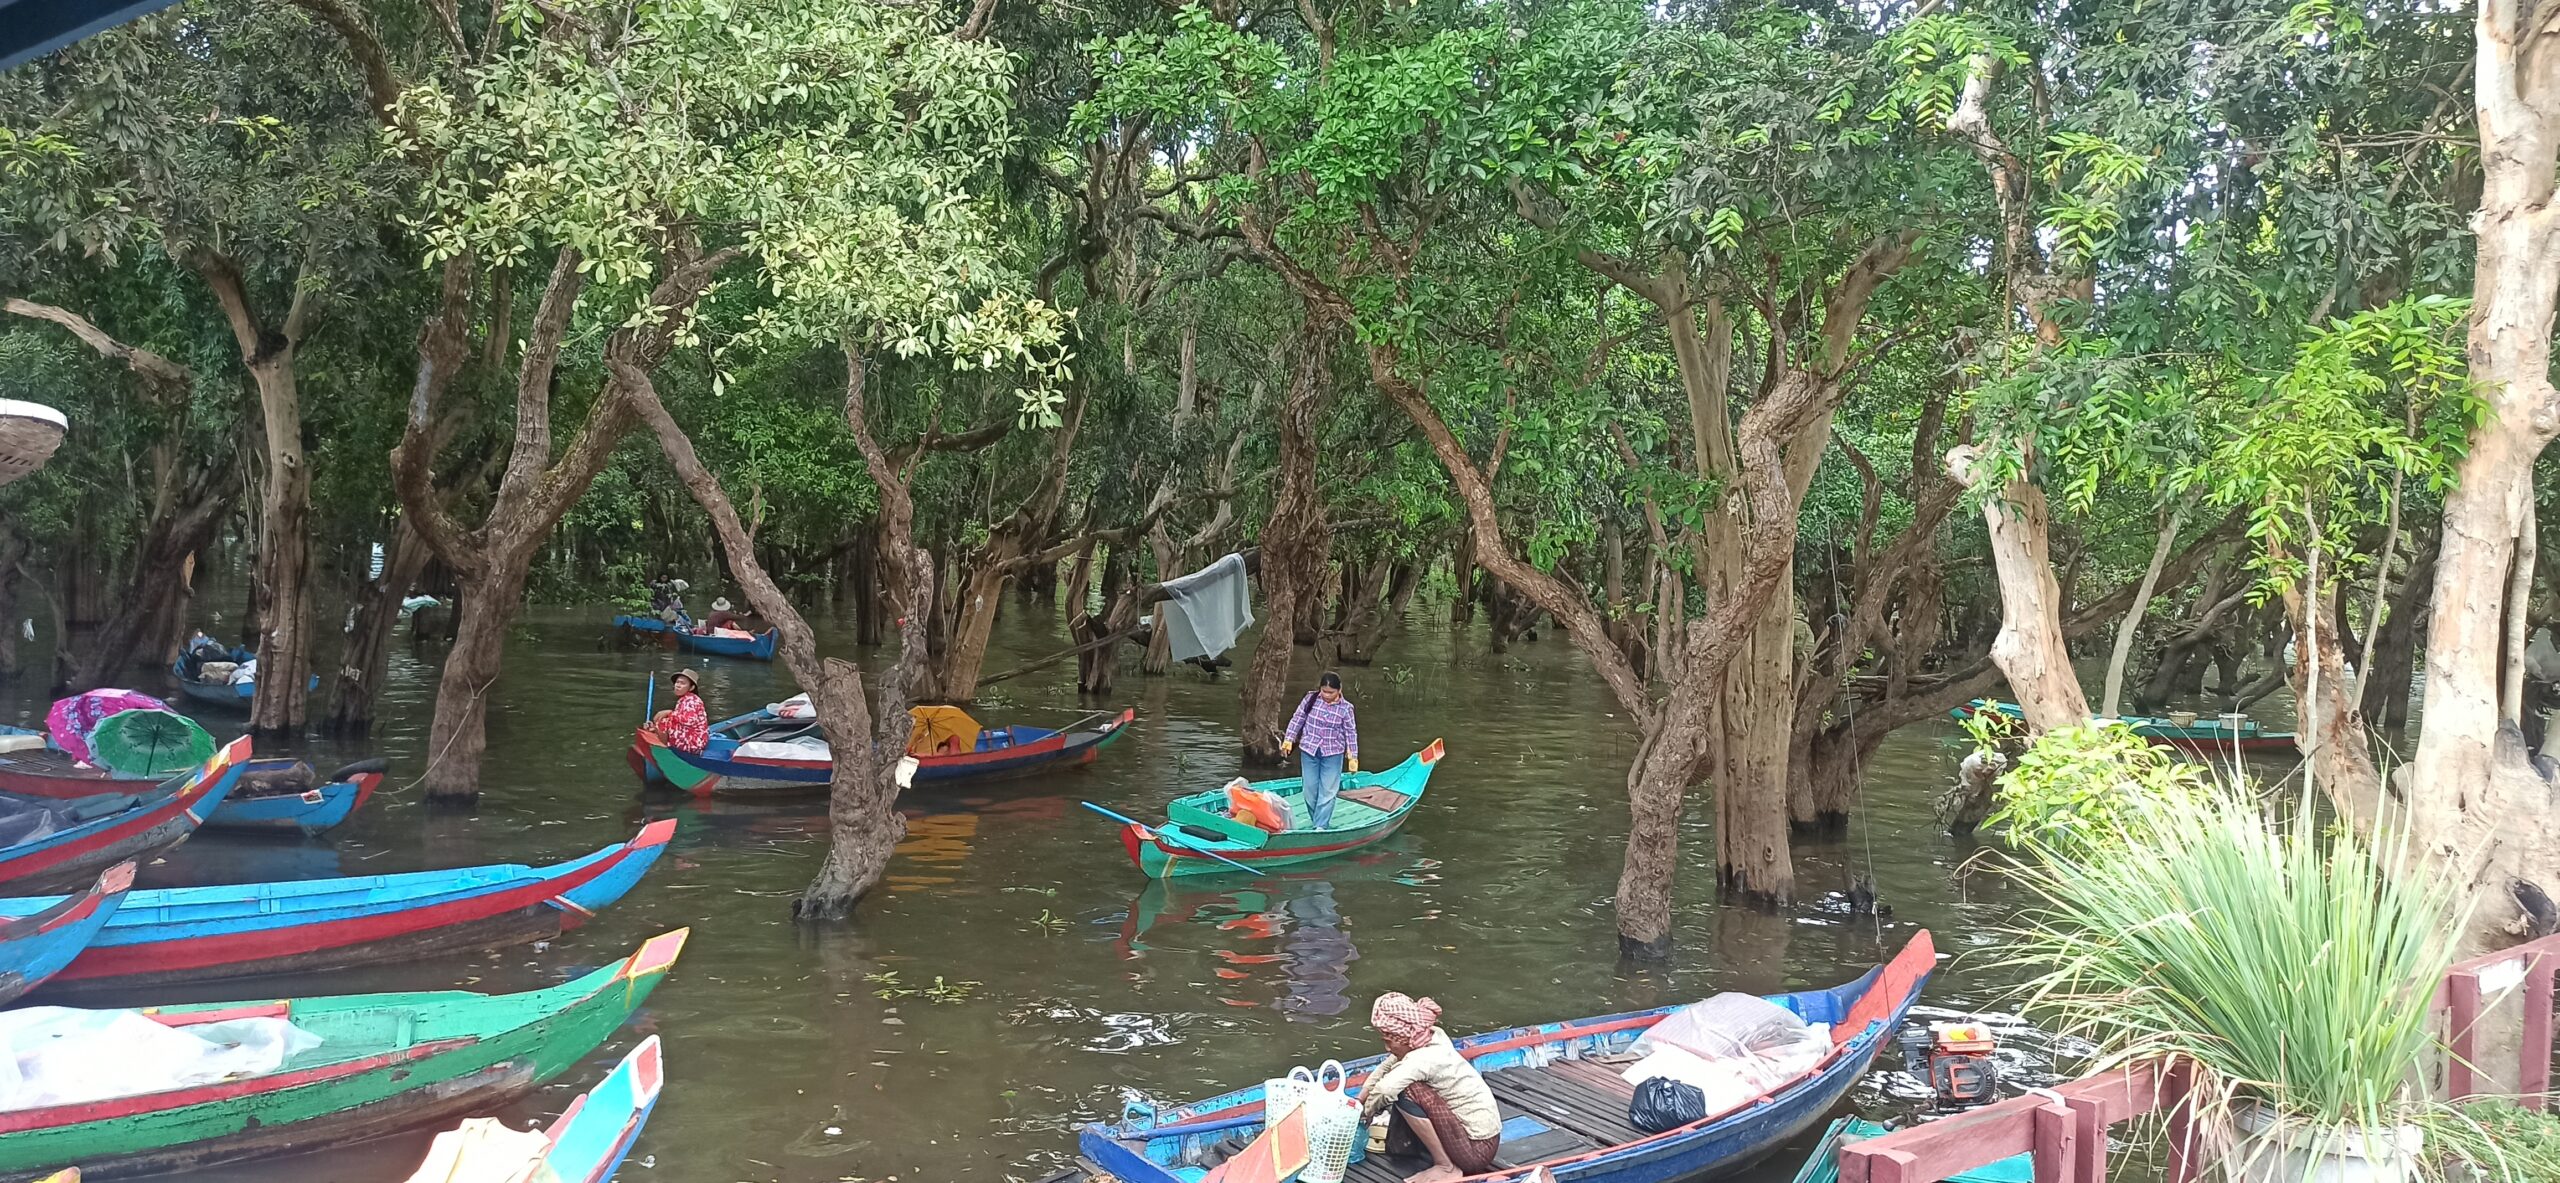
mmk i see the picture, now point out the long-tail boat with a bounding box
[1079,931,1937,1183]
[629,706,1137,796]
[1114,740,1444,878]
[0,820,675,993]
[1950,699,2297,754]
[0,735,383,836]
[0,740,245,892]
[203,759,385,836]
[0,862,133,1006]
[0,929,687,1181]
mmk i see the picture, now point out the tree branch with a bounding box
[2,298,191,397]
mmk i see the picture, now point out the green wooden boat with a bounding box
[1115,740,1444,878]
[0,928,687,1181]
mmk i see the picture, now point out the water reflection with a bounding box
[0,600,2098,1183]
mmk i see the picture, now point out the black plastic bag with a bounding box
[1628,1076,1707,1133]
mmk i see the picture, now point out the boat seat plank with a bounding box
[1336,787,1409,813]
[1549,1058,1638,1098]
[1484,1065,1650,1147]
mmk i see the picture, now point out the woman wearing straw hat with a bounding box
[650,670,711,754]
[704,597,746,632]
[1358,992,1500,1183]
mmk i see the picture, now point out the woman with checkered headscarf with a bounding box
[1357,992,1502,1182]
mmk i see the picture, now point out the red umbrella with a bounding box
[44,689,173,765]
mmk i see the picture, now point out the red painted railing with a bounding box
[1839,933,2560,1183]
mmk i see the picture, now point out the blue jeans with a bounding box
[1300,750,1345,829]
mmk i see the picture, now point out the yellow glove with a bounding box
[1346,755,1360,774]
[1280,740,1295,756]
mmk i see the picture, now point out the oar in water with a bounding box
[1080,801,1266,876]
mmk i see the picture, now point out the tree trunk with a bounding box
[1330,555,1397,665]
[1713,594,1795,905]
[934,559,1009,701]
[1449,533,1476,624]
[1948,447,2090,730]
[0,526,22,678]
[1238,324,1333,765]
[398,251,726,801]
[2363,531,2437,729]
[64,459,230,691]
[1613,722,1700,961]
[245,359,314,736]
[2407,0,2560,979]
[2101,501,2186,718]
[324,517,433,736]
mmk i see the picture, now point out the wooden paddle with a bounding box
[1080,802,1268,876]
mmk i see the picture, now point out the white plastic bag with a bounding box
[0,1007,324,1111]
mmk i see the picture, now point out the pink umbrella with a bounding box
[45,689,173,765]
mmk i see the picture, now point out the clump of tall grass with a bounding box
[1990,724,2467,1140]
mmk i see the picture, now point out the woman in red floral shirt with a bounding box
[651,669,710,754]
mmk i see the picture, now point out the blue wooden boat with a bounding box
[204,758,385,836]
[401,1033,663,1183]
[168,655,318,710]
[0,819,676,993]
[0,742,246,891]
[1079,931,1938,1183]
[538,1032,664,1182]
[610,614,778,661]
[1788,1117,2027,1183]
[0,860,134,1006]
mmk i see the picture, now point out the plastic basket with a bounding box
[1300,1061,1359,1183]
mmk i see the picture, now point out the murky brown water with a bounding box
[0,598,2115,1183]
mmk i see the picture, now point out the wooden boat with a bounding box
[629,707,1138,796]
[0,734,381,835]
[167,656,254,709]
[1951,699,2297,753]
[406,1034,664,1183]
[609,613,778,661]
[0,929,687,1181]
[679,627,777,661]
[1788,1117,2026,1183]
[203,759,385,836]
[1116,740,1444,878]
[0,820,676,993]
[0,741,245,892]
[1079,931,1938,1183]
[0,862,134,1007]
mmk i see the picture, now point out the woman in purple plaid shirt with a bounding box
[1281,671,1360,828]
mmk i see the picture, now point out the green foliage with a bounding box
[2419,1102,2560,1183]
[1982,720,2210,855]
[2201,295,2478,595]
[1998,766,2466,1130]
[394,0,1071,420]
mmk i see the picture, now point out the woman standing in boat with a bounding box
[651,670,710,754]
[1359,992,1501,1183]
[1278,671,1358,828]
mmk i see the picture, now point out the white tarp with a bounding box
[400,1116,558,1183]
[1621,993,1832,1120]
[1162,552,1255,662]
[0,1007,322,1111]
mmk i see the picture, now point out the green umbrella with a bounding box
[87,708,215,778]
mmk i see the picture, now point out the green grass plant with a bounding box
[1993,729,2467,1142]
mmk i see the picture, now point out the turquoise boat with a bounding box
[1115,741,1445,878]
